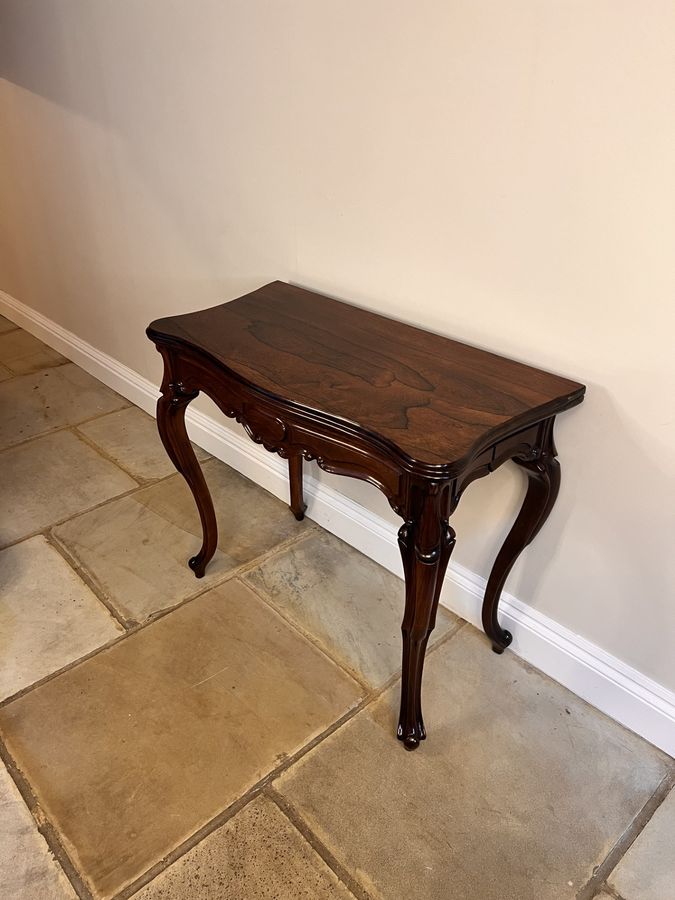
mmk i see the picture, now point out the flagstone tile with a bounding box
[0,536,122,700]
[0,580,361,899]
[52,495,232,624]
[277,627,671,900]
[0,764,76,899]
[133,796,355,899]
[54,458,311,622]
[0,430,137,546]
[0,363,128,450]
[0,329,67,375]
[246,530,460,688]
[608,785,675,900]
[77,406,209,483]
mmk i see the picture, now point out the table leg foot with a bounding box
[397,719,426,750]
[482,419,560,653]
[491,629,512,654]
[397,485,455,750]
[188,555,208,578]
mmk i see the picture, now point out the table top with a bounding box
[148,281,585,468]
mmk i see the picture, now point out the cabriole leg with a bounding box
[482,420,561,653]
[288,455,306,521]
[397,484,455,750]
[156,375,218,578]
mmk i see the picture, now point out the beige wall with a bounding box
[1,2,674,691]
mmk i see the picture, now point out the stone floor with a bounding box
[0,318,673,900]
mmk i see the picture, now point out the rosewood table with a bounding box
[147,281,585,750]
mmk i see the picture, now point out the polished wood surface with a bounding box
[148,281,585,751]
[149,281,584,472]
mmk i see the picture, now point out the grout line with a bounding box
[3,358,72,378]
[0,527,466,714]
[68,426,142,487]
[240,535,466,693]
[111,606,447,898]
[0,394,302,562]
[2,554,468,900]
[226,522,318,580]
[0,738,94,900]
[0,624,135,711]
[128,522,320,628]
[0,570,218,710]
[0,450,304,557]
[1,349,466,897]
[70,419,211,488]
[0,394,132,458]
[0,413,468,900]
[113,691,393,900]
[266,787,372,900]
[124,525,321,632]
[428,616,469,654]
[577,771,675,900]
[0,526,318,711]
[112,791,267,900]
[242,563,466,695]
[5,609,463,900]
[0,414,126,455]
[43,530,130,631]
[0,363,544,898]
[0,484,150,554]
[223,521,319,577]
[0,533,341,900]
[595,885,628,900]
[0,455,220,554]
[71,424,155,486]
[8,439,466,707]
[240,576,374,692]
[41,453,230,628]
[0,418,91,455]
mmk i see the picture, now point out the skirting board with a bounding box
[2,288,674,758]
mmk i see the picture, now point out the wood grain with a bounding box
[148,281,584,469]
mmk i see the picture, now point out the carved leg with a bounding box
[398,485,455,750]
[156,381,218,578]
[482,435,561,654]
[288,455,306,521]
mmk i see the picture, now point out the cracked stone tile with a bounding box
[0,363,128,450]
[0,329,67,375]
[608,785,675,900]
[0,581,361,899]
[53,458,310,622]
[0,763,76,899]
[77,406,209,482]
[0,430,137,546]
[277,627,671,900]
[0,535,122,700]
[246,529,460,688]
[133,796,355,899]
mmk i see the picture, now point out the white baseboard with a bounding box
[2,289,674,758]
